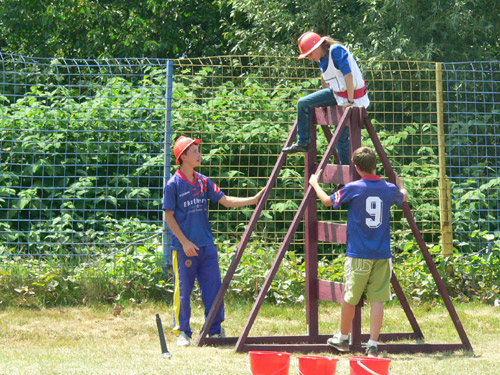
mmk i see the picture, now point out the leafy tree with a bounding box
[217,0,357,56]
[1,0,498,61]
[219,0,500,61]
[0,0,228,58]
[351,0,500,61]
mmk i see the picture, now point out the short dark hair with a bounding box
[352,147,377,173]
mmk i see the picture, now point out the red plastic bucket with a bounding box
[298,355,339,375]
[349,356,391,375]
[249,351,291,375]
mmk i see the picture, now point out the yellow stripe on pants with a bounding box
[172,250,181,335]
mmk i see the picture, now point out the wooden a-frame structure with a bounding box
[196,106,472,354]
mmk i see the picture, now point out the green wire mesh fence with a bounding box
[171,57,443,258]
[0,54,498,280]
[443,62,499,252]
[0,54,169,272]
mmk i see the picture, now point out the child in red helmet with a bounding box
[283,31,370,162]
[163,135,264,347]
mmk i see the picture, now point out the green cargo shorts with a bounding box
[344,257,392,305]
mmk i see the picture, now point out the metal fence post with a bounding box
[162,60,174,271]
[435,62,454,257]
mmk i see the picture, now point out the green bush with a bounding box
[0,244,170,308]
[2,237,499,308]
[393,235,500,304]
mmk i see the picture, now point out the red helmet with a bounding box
[297,31,326,60]
[173,136,201,165]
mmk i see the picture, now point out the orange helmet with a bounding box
[297,31,326,60]
[173,136,201,165]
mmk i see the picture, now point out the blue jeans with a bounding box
[296,88,350,165]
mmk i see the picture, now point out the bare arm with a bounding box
[395,174,408,202]
[218,188,265,208]
[321,76,329,89]
[308,169,333,207]
[164,210,199,257]
[343,72,354,106]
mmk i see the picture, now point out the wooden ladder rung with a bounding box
[320,164,351,185]
[317,221,347,243]
[318,280,344,302]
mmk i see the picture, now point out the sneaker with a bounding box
[365,345,378,357]
[327,334,349,352]
[177,331,191,347]
[208,327,226,338]
[282,142,311,154]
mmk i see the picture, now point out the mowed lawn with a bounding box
[0,301,499,375]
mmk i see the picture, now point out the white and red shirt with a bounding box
[331,175,404,259]
[163,169,225,249]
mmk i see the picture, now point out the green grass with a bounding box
[0,301,498,375]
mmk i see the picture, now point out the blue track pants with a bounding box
[172,244,224,337]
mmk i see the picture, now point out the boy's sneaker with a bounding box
[327,334,349,352]
[177,331,191,347]
[208,327,226,338]
[365,345,378,357]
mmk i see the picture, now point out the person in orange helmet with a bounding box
[163,135,264,347]
[283,31,370,161]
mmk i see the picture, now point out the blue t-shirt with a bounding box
[318,45,351,76]
[330,175,404,259]
[162,169,225,249]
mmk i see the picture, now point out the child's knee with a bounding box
[297,96,308,110]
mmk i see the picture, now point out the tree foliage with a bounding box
[0,0,498,61]
[0,0,228,58]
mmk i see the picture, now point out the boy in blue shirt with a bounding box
[163,136,264,346]
[309,146,407,357]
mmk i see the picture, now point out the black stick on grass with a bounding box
[155,314,172,358]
